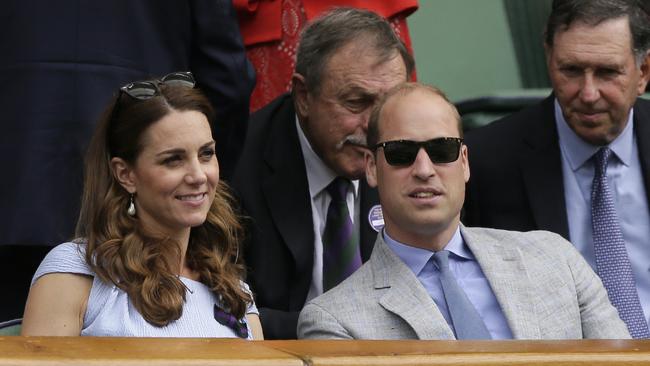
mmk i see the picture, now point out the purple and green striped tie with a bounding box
[322,177,362,292]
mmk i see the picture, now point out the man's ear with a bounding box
[365,150,378,188]
[461,144,470,184]
[292,73,310,118]
[110,157,137,194]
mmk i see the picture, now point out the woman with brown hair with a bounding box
[21,72,263,339]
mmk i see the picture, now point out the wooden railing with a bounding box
[1,337,649,365]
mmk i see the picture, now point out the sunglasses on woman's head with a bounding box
[120,71,196,100]
[374,137,463,166]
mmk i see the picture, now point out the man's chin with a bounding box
[342,168,366,180]
[571,125,619,145]
[329,148,367,179]
[573,114,607,128]
[334,161,366,180]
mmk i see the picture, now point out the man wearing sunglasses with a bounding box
[231,8,414,339]
[298,82,629,340]
[464,0,650,338]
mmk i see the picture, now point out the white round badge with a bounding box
[367,205,384,232]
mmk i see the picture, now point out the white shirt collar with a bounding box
[295,115,359,197]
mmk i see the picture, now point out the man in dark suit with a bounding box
[232,8,414,339]
[464,0,650,338]
[0,0,254,320]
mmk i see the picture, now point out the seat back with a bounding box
[0,318,21,336]
[0,245,52,320]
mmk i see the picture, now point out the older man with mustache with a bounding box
[231,7,414,339]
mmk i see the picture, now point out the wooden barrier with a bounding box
[1,337,649,366]
[0,337,299,366]
[270,339,650,365]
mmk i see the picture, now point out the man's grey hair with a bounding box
[295,7,415,95]
[544,0,650,64]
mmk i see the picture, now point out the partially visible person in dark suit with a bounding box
[231,7,414,339]
[464,0,650,338]
[0,0,254,321]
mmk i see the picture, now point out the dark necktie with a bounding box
[322,177,362,291]
[433,250,491,339]
[591,147,649,338]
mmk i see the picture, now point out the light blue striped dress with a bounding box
[32,242,258,339]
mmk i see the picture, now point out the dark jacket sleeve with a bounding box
[189,0,255,179]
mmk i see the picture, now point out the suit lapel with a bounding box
[261,96,314,281]
[518,96,650,237]
[372,236,455,340]
[519,95,570,239]
[461,226,541,339]
[634,98,650,210]
[359,181,380,261]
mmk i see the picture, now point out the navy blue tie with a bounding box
[433,250,491,339]
[591,147,649,338]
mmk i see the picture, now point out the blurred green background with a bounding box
[409,0,552,103]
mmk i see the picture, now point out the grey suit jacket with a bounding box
[298,226,630,340]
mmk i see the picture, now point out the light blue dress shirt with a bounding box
[384,227,513,339]
[554,100,650,325]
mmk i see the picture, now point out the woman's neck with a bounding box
[176,228,195,278]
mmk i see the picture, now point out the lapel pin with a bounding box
[368,204,384,232]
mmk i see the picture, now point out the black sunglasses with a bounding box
[374,137,464,166]
[119,71,195,100]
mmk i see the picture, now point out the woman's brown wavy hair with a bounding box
[75,82,251,326]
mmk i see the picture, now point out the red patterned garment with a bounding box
[234,0,418,112]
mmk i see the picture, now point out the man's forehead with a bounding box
[323,42,405,80]
[325,68,406,100]
[552,16,631,44]
[380,92,458,134]
[384,90,447,113]
[549,17,635,62]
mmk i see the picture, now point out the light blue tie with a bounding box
[433,250,491,339]
[591,147,649,339]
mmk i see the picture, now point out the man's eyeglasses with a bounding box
[120,71,195,100]
[374,137,463,166]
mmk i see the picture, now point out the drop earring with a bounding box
[127,194,136,216]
